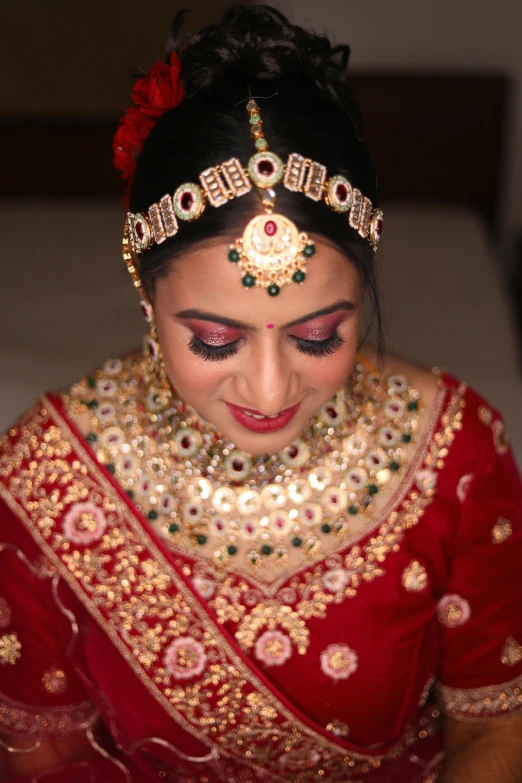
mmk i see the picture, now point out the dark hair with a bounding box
[130,4,382,346]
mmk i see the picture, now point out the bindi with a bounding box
[266,324,274,329]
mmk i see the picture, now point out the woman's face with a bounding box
[154,237,362,455]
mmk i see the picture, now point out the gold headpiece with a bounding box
[126,98,383,296]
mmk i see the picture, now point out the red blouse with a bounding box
[0,371,520,783]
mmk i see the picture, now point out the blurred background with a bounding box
[1,0,521,462]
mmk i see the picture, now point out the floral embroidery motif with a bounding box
[0,597,11,630]
[322,567,350,594]
[436,595,471,628]
[320,644,358,681]
[456,473,473,503]
[436,673,522,718]
[163,636,207,680]
[254,630,292,666]
[478,406,493,426]
[492,517,513,544]
[63,502,107,545]
[492,419,509,456]
[501,637,522,667]
[415,469,438,493]
[42,666,68,694]
[401,560,428,592]
[326,719,350,738]
[0,632,21,665]
[192,576,216,600]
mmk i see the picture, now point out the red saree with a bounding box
[0,362,521,782]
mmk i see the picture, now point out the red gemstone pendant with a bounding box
[264,220,277,236]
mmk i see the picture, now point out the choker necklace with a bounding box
[65,354,422,572]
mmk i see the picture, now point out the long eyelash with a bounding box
[188,335,241,361]
[293,333,345,357]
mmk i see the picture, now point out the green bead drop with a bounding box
[87,378,96,389]
[348,505,358,515]
[368,484,379,496]
[126,490,134,499]
[87,399,99,409]
[147,510,158,520]
[389,461,400,472]
[292,537,302,547]
[261,544,272,556]
[292,270,306,283]
[242,274,256,288]
[168,523,179,534]
[321,524,332,534]
[303,244,316,258]
[402,434,412,444]
[106,463,115,474]
[196,534,207,546]
[407,401,419,411]
[228,249,240,263]
[267,284,280,297]
[227,545,238,556]
[86,433,97,444]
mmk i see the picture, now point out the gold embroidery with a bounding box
[0,692,97,738]
[0,632,21,665]
[492,419,509,456]
[478,406,493,426]
[501,637,522,667]
[492,517,512,544]
[402,561,428,592]
[326,719,350,738]
[42,666,68,694]
[436,673,522,719]
[0,398,451,779]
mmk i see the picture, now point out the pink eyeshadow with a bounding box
[290,313,347,342]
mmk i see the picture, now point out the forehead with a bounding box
[156,238,361,322]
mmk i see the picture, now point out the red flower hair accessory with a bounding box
[113,52,185,207]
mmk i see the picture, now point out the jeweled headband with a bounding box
[114,55,383,297]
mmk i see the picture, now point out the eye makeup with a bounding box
[288,312,348,343]
[183,319,242,347]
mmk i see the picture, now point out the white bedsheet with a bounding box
[1,201,521,462]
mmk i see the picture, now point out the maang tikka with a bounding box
[226,96,316,297]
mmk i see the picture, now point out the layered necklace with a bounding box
[65,354,422,573]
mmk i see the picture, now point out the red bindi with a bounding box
[267,324,274,329]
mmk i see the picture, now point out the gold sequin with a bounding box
[401,560,428,592]
[42,666,68,694]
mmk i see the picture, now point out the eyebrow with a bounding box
[174,300,355,330]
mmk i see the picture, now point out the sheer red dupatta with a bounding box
[0,395,440,782]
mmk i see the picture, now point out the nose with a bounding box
[242,341,297,415]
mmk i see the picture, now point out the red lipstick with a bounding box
[225,401,300,433]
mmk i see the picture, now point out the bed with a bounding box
[1,74,521,463]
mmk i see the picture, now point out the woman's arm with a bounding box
[440,711,522,782]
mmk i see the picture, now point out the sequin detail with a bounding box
[492,517,513,544]
[0,632,21,665]
[320,644,358,681]
[401,561,428,592]
[254,630,292,666]
[501,637,522,667]
[42,666,68,694]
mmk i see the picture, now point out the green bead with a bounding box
[126,489,134,499]
[267,284,280,297]
[389,461,400,472]
[86,433,97,444]
[147,510,158,520]
[402,434,412,444]
[255,137,268,150]
[368,484,379,496]
[407,401,419,411]
[348,505,358,515]
[292,537,302,548]
[106,463,115,474]
[228,249,240,263]
[321,524,332,534]
[196,534,207,546]
[261,544,272,556]
[242,274,256,288]
[87,378,96,388]
[249,113,261,125]
[303,244,316,258]
[227,545,238,556]
[292,270,306,283]
[168,523,179,534]
[87,399,99,409]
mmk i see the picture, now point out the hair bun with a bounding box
[168,5,355,114]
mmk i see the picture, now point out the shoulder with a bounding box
[360,347,512,470]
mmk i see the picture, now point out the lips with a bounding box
[225,401,300,434]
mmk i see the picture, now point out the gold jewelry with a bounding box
[125,99,384,285]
